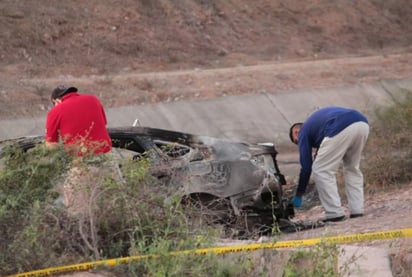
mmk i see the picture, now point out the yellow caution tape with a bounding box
[8,227,412,277]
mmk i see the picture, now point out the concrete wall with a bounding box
[1,79,411,144]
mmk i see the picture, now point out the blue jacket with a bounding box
[296,106,368,196]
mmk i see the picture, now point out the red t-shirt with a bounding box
[45,92,112,156]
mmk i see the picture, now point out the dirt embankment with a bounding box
[1,0,412,120]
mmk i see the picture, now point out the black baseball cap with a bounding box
[51,85,78,100]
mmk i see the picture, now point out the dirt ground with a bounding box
[1,0,412,275]
[280,174,412,276]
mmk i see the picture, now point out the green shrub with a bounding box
[363,92,412,190]
[0,144,72,274]
[0,144,252,276]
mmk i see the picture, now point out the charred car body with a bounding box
[0,127,295,234]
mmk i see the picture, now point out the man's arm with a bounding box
[296,138,313,196]
[292,140,313,208]
[45,109,60,149]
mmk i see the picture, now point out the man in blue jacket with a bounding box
[289,106,369,222]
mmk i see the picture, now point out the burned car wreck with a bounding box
[0,126,295,235]
[110,127,295,234]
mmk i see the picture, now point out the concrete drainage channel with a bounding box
[1,79,411,144]
[339,246,393,277]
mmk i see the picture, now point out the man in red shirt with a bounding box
[45,85,112,155]
[46,85,115,216]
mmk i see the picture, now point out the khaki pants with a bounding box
[312,122,369,218]
[63,153,124,217]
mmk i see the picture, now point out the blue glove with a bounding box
[292,196,303,208]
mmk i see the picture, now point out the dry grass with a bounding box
[362,92,412,192]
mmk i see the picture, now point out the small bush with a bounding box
[363,92,412,190]
[0,144,73,273]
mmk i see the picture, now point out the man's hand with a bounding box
[292,196,303,208]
